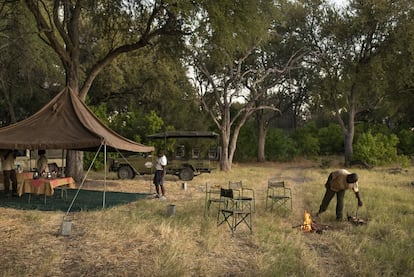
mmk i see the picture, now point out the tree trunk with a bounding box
[343,109,355,167]
[344,133,353,167]
[66,76,84,182]
[2,86,17,124]
[256,111,267,162]
[220,128,231,171]
[66,150,84,183]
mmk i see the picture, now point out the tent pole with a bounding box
[64,143,103,216]
[61,149,65,174]
[103,142,107,209]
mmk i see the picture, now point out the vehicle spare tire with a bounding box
[118,166,134,179]
[179,167,194,181]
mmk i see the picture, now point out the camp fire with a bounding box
[293,210,332,234]
[301,210,313,232]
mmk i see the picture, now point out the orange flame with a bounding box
[301,210,313,232]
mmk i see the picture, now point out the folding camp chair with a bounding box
[228,181,255,212]
[204,183,224,217]
[265,180,292,211]
[217,188,252,234]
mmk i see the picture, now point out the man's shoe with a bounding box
[160,195,167,201]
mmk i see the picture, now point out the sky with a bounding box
[328,0,348,8]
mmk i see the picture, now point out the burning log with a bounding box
[293,210,333,234]
[310,222,333,233]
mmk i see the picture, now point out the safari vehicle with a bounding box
[1,149,66,172]
[109,131,220,181]
[0,149,66,188]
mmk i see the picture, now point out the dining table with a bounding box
[0,171,33,190]
[18,176,76,197]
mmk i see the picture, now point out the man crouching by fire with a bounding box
[316,169,363,221]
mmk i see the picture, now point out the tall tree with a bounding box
[22,0,193,181]
[378,0,414,129]
[189,0,279,171]
[303,0,413,166]
[0,1,61,126]
[87,45,209,138]
[246,0,309,162]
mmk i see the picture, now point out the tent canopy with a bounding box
[0,88,154,153]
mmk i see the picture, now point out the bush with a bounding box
[397,128,414,155]
[234,121,258,162]
[266,128,298,161]
[84,151,117,171]
[353,131,408,166]
[318,123,343,154]
[290,122,320,157]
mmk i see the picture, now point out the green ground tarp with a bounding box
[0,189,149,211]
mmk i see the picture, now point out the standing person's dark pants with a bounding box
[153,169,166,197]
[318,185,346,220]
[3,169,18,194]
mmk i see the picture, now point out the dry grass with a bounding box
[1,161,414,276]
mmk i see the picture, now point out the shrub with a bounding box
[396,128,414,155]
[266,128,298,161]
[353,131,408,166]
[318,123,343,154]
[234,122,258,162]
[290,122,320,157]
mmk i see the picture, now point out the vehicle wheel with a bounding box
[179,167,194,181]
[118,166,134,179]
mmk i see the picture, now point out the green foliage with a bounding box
[199,0,275,67]
[396,128,414,155]
[88,47,208,134]
[84,152,107,171]
[0,2,63,124]
[108,103,148,143]
[265,128,297,161]
[353,131,409,166]
[318,123,343,154]
[234,122,258,161]
[84,103,116,170]
[144,110,164,137]
[291,122,320,157]
[88,102,110,126]
[355,122,392,136]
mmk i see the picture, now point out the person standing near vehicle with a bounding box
[316,169,363,221]
[1,149,18,197]
[153,149,167,200]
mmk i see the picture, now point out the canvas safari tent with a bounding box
[0,87,154,210]
[0,87,154,152]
